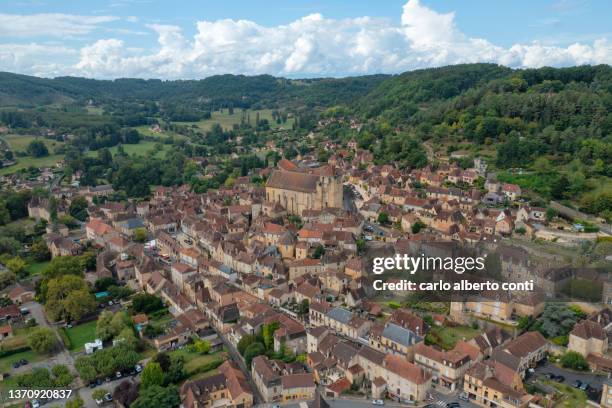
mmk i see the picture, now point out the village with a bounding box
[0,132,610,408]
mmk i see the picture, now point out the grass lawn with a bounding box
[0,349,43,373]
[64,320,97,351]
[545,381,588,407]
[25,260,50,276]
[428,326,481,350]
[168,348,226,377]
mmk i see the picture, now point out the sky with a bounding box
[1,0,611,79]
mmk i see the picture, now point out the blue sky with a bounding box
[1,0,611,78]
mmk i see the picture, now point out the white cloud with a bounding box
[0,13,118,37]
[1,0,611,79]
[0,43,76,77]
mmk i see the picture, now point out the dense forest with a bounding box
[0,64,610,219]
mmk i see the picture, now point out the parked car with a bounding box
[579,382,589,391]
[135,364,143,373]
[12,361,21,369]
[116,371,122,379]
[372,400,385,406]
[31,400,40,408]
[104,393,113,402]
[554,375,565,383]
[572,380,582,388]
[447,403,461,408]
[458,392,469,401]
[19,359,28,366]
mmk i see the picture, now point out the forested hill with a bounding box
[0,71,389,109]
[354,63,612,169]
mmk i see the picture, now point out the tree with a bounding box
[28,327,57,354]
[26,140,49,157]
[51,364,73,387]
[42,256,84,279]
[297,299,309,317]
[114,380,139,407]
[69,196,89,222]
[535,303,579,338]
[244,342,265,367]
[0,237,20,256]
[94,277,116,292]
[411,220,425,234]
[45,275,96,322]
[96,310,132,342]
[141,361,164,388]
[5,256,26,277]
[92,389,109,401]
[131,385,180,408]
[194,339,210,354]
[0,271,16,290]
[30,239,51,262]
[133,227,148,243]
[65,398,84,408]
[312,244,325,259]
[132,293,164,314]
[237,334,256,355]
[262,322,279,351]
[561,351,588,370]
[377,212,389,224]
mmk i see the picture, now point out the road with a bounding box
[343,186,358,213]
[23,301,77,375]
[218,331,264,404]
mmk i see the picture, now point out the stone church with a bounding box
[265,159,343,216]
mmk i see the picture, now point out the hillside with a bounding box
[0,64,610,219]
[348,64,611,216]
[0,72,388,109]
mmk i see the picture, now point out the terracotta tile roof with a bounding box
[384,354,431,384]
[503,331,547,357]
[571,320,606,340]
[326,377,351,394]
[281,373,315,389]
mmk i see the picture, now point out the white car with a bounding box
[372,400,385,406]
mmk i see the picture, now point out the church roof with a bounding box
[266,170,319,193]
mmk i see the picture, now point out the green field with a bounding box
[0,154,64,176]
[25,260,50,276]
[64,320,97,351]
[134,125,187,140]
[1,134,64,153]
[427,326,481,350]
[0,349,42,373]
[168,347,226,378]
[175,109,294,132]
[86,141,168,159]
